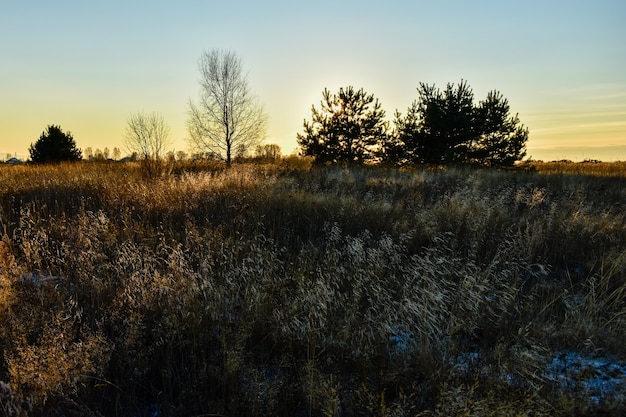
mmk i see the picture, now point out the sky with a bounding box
[1,0,625,162]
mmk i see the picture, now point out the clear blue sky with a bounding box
[1,0,625,161]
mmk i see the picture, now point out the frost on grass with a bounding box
[0,162,625,416]
[545,351,626,407]
[388,324,415,355]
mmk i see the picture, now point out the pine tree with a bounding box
[391,81,527,167]
[298,86,388,165]
[29,125,82,163]
[472,91,528,166]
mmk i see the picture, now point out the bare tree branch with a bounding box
[124,111,171,160]
[187,50,267,163]
[124,111,172,176]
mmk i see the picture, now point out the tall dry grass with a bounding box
[0,160,624,416]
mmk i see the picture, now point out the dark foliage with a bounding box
[472,90,528,166]
[29,125,82,163]
[392,80,527,166]
[297,86,388,165]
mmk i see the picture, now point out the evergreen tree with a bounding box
[392,81,527,167]
[472,91,528,166]
[388,101,421,165]
[417,80,476,164]
[29,125,82,163]
[298,86,388,165]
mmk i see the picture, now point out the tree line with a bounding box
[298,81,528,167]
[28,50,527,168]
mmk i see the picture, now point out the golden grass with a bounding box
[0,160,624,416]
[531,160,626,177]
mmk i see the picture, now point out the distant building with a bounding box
[5,157,23,164]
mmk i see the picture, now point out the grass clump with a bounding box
[0,160,624,416]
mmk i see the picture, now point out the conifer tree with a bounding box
[298,86,388,165]
[392,81,527,166]
[472,91,528,166]
[29,125,82,163]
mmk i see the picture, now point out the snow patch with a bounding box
[545,351,626,405]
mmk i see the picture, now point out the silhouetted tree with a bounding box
[416,81,475,164]
[125,111,171,160]
[298,86,388,165]
[187,49,267,164]
[29,125,82,163]
[471,91,528,166]
[124,111,172,176]
[93,149,106,161]
[392,80,527,166]
[386,102,421,166]
[255,144,281,160]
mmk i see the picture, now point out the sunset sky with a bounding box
[1,0,625,161]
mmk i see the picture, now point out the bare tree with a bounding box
[255,143,282,160]
[187,49,267,164]
[176,150,187,161]
[124,111,171,176]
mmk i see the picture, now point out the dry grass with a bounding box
[0,159,624,416]
[531,160,626,177]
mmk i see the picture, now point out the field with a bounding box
[0,160,625,416]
